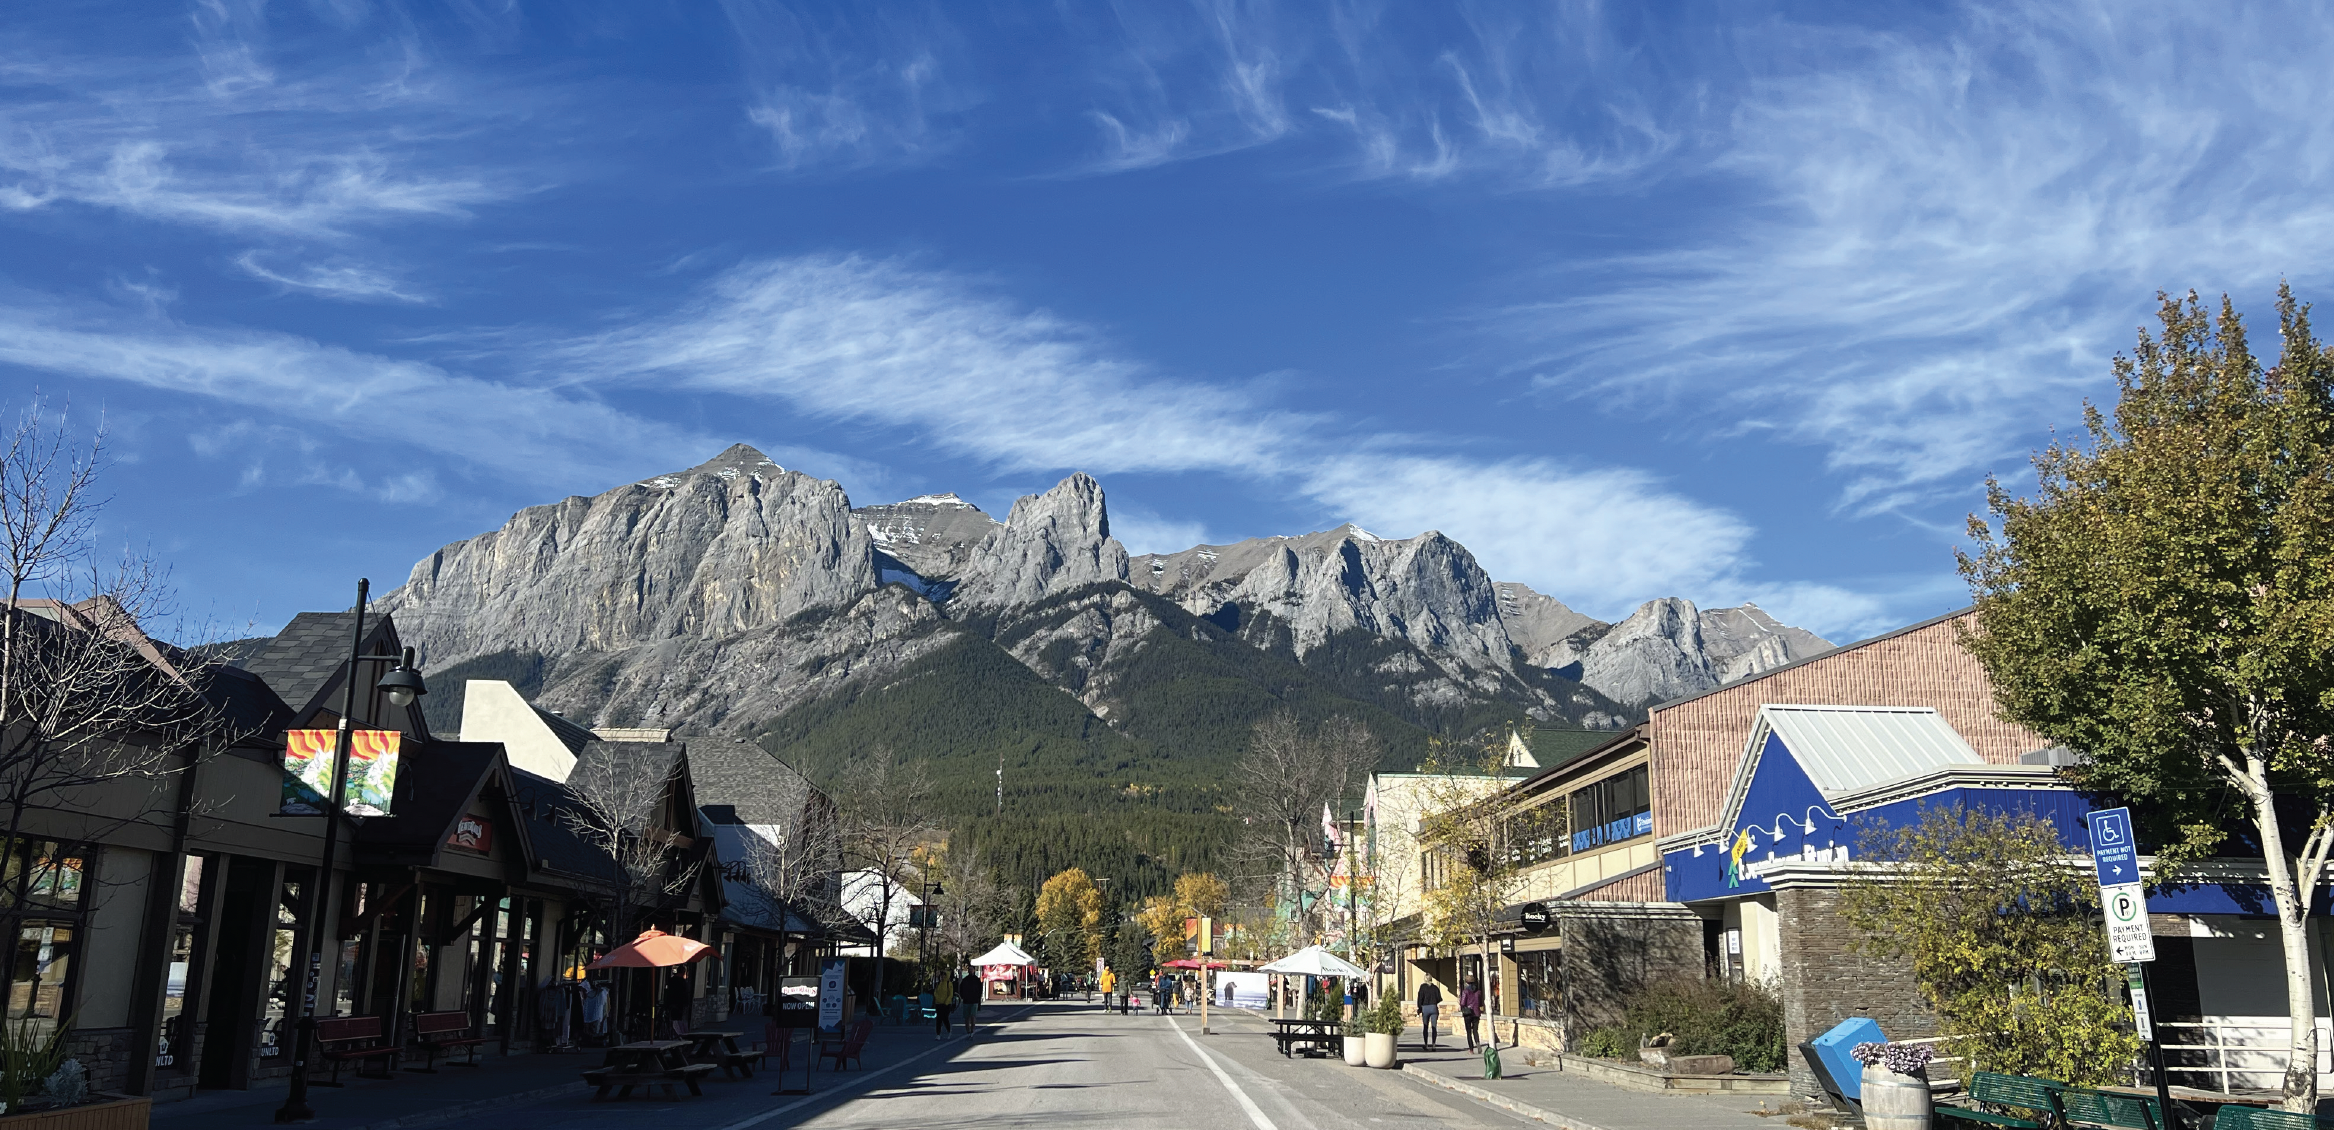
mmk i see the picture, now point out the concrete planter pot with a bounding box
[1859,1064,1932,1130]
[1364,1032,1398,1068]
[1343,1036,1367,1066]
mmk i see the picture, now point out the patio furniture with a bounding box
[2057,1087,2162,1130]
[818,1018,875,1071]
[1267,1018,1344,1058]
[582,1039,716,1101]
[1935,1071,2069,1129]
[683,1029,756,1078]
[2215,1105,2332,1130]
[312,1015,400,1085]
[407,1010,487,1072]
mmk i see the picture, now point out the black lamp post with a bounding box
[916,878,944,968]
[276,579,426,1124]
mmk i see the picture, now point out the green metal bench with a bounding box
[1936,1072,2070,1129]
[2214,1106,2332,1130]
[2057,1088,2163,1130]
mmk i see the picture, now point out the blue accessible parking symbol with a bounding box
[2087,807,2138,886]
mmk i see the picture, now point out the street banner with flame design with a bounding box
[280,729,401,816]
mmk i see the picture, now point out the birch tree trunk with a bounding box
[2231,749,2331,1113]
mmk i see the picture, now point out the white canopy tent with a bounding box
[1258,945,1368,978]
[970,941,1038,967]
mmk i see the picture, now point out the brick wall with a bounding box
[1558,910,1705,1034]
[1774,885,1934,1100]
[1650,612,2047,839]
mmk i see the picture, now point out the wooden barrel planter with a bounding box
[1860,1064,1932,1130]
[0,1095,150,1130]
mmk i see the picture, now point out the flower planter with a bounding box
[1342,1036,1367,1066]
[1364,1032,1397,1069]
[0,1095,149,1130]
[1859,1064,1932,1130]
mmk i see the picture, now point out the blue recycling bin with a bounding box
[1804,1017,1885,1105]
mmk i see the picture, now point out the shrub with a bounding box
[1594,978,1786,1073]
[1576,1025,1634,1059]
[1363,996,1405,1036]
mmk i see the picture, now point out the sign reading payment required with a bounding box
[2087,807,2155,964]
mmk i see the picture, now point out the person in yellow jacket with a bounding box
[932,974,955,1039]
[1098,967,1116,1012]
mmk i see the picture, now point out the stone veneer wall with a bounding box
[1774,885,1934,1100]
[1559,908,1706,1033]
[62,1027,134,1095]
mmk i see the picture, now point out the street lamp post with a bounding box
[916,877,943,969]
[275,579,427,1124]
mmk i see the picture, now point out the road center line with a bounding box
[1165,1014,1279,1130]
[709,1005,1036,1130]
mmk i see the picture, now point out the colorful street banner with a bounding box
[280,730,401,817]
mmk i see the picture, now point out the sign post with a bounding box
[2087,807,2175,1123]
[1198,916,1213,1035]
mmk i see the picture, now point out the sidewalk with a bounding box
[1396,1043,1794,1130]
[149,1050,599,1130]
[144,1017,958,1130]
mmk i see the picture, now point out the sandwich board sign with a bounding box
[2087,807,2155,964]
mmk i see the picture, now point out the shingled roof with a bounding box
[685,739,816,827]
[233,611,401,716]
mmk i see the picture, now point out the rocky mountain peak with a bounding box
[948,473,1130,611]
[854,492,1002,580]
[376,446,875,668]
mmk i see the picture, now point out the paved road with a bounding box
[757,1001,1534,1130]
[445,1001,1533,1130]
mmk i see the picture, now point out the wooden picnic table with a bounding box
[683,1030,756,1078]
[583,1040,715,1101]
[1267,1018,1343,1059]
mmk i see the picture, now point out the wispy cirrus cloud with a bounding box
[233,252,426,304]
[0,8,522,240]
[723,1,972,172]
[0,296,717,492]
[1519,4,2334,514]
[562,254,1754,613]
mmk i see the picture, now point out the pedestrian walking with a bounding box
[1416,980,1443,1049]
[933,975,955,1038]
[1154,968,1173,1015]
[1099,967,1116,1013]
[956,969,980,1035]
[1459,977,1484,1051]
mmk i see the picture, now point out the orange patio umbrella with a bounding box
[588,929,718,1038]
[589,929,718,969]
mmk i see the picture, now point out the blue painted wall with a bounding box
[1657,728,2296,915]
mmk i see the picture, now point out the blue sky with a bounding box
[4,1,2330,644]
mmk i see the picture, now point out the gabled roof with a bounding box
[687,739,816,826]
[534,707,596,756]
[354,740,533,872]
[508,767,620,886]
[1714,705,1982,839]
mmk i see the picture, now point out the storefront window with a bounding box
[1514,951,1560,1020]
[259,873,306,1058]
[156,854,205,1071]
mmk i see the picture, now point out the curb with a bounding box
[342,1080,590,1130]
[1400,1064,1614,1130]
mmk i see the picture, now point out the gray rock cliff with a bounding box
[374,443,882,693]
[948,473,1130,611]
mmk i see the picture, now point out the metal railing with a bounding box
[2155,1021,2334,1092]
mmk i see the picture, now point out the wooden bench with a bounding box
[313,1015,399,1085]
[2057,1087,2163,1130]
[1936,1071,2069,1129]
[818,1018,874,1071]
[408,1010,488,1072]
[2216,1105,2330,1130]
[581,1062,717,1101]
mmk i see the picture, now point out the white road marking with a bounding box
[1165,1014,1280,1130]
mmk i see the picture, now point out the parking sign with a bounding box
[2087,807,2155,963]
